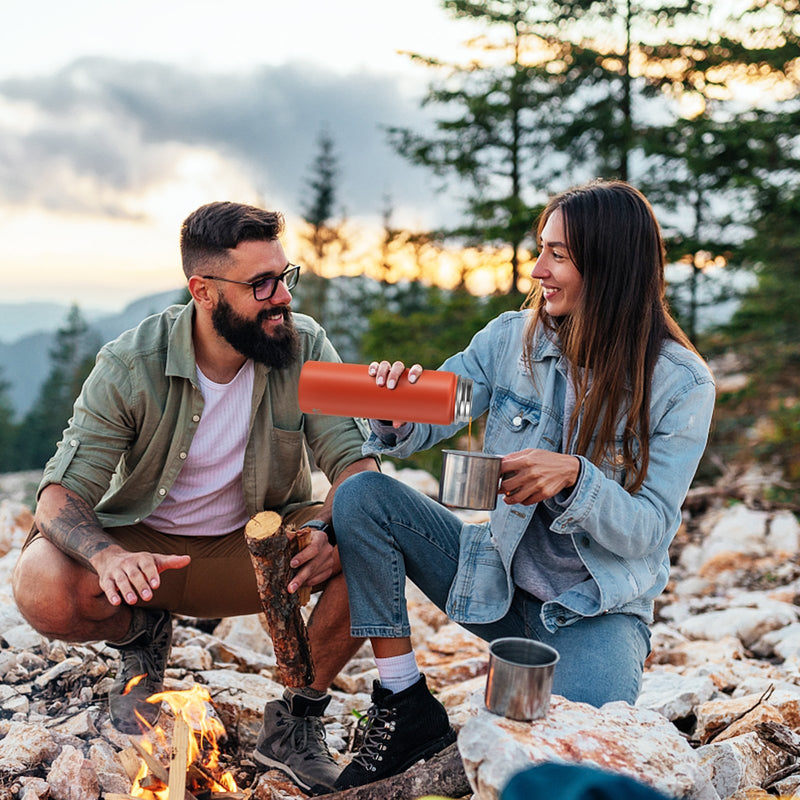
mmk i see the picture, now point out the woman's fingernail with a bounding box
[387,379,396,389]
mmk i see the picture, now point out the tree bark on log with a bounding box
[315,743,470,800]
[244,511,315,687]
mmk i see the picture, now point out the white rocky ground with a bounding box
[0,465,799,800]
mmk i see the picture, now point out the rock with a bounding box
[212,613,275,656]
[766,511,800,554]
[677,600,798,648]
[51,708,99,739]
[46,744,100,800]
[2,623,48,651]
[637,671,717,720]
[697,732,791,799]
[459,697,720,800]
[695,690,800,744]
[87,740,132,795]
[0,720,59,773]
[170,644,214,671]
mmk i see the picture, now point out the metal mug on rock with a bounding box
[484,637,560,721]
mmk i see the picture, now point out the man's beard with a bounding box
[211,296,300,369]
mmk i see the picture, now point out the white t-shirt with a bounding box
[144,360,254,536]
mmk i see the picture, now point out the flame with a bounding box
[130,684,238,798]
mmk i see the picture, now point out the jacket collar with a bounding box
[164,300,271,386]
[165,300,200,383]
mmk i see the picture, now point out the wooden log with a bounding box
[245,511,315,687]
[169,716,191,800]
[315,743,470,800]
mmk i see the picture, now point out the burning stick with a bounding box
[244,511,315,687]
[168,716,190,800]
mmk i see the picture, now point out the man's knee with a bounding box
[12,541,85,636]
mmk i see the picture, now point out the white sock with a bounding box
[375,651,421,694]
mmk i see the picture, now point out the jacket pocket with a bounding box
[447,523,510,624]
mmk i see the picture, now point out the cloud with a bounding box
[0,57,438,222]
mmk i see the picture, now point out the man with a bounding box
[12,201,378,795]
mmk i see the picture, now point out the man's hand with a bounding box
[92,545,191,606]
[287,528,339,595]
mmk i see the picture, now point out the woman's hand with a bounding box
[499,449,581,505]
[367,360,423,428]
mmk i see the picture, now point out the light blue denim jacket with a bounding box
[364,310,715,633]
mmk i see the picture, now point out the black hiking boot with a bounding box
[335,674,457,790]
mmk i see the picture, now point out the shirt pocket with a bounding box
[265,426,310,500]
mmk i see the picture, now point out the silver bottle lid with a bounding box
[454,375,474,424]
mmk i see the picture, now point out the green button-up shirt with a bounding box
[39,301,371,529]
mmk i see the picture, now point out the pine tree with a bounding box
[0,371,18,473]
[16,305,100,469]
[295,128,349,329]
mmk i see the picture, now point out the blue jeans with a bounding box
[333,472,651,707]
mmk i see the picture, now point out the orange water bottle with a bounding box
[298,361,473,425]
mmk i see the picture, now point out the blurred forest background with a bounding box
[0,0,797,506]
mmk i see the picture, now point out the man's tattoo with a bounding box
[43,493,114,572]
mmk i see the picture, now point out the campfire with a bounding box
[108,683,247,800]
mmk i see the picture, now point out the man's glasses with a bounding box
[202,264,301,301]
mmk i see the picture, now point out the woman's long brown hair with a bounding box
[523,180,698,494]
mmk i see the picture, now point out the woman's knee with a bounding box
[333,471,398,528]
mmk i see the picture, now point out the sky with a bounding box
[0,1,485,311]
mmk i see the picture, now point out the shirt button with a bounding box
[179,452,187,459]
[158,488,167,496]
[512,415,522,427]
[70,439,78,447]
[192,414,200,422]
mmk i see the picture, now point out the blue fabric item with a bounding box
[501,763,676,800]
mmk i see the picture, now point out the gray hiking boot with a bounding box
[107,607,173,734]
[253,690,341,794]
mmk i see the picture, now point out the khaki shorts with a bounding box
[23,504,324,618]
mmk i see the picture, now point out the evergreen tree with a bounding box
[387,0,718,295]
[708,184,800,498]
[0,371,18,473]
[295,128,349,330]
[16,305,100,469]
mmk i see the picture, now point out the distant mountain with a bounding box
[0,303,107,343]
[0,289,186,418]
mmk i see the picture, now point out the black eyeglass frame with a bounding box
[202,264,300,300]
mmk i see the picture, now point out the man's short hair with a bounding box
[180,201,285,278]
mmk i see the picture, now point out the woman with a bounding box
[331,180,715,791]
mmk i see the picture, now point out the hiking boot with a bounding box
[253,690,341,794]
[335,674,457,790]
[107,607,173,734]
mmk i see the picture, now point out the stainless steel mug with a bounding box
[484,637,560,721]
[438,449,502,510]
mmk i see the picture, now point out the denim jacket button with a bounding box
[556,615,567,625]
[512,415,522,427]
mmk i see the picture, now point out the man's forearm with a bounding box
[317,456,380,521]
[36,485,116,572]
